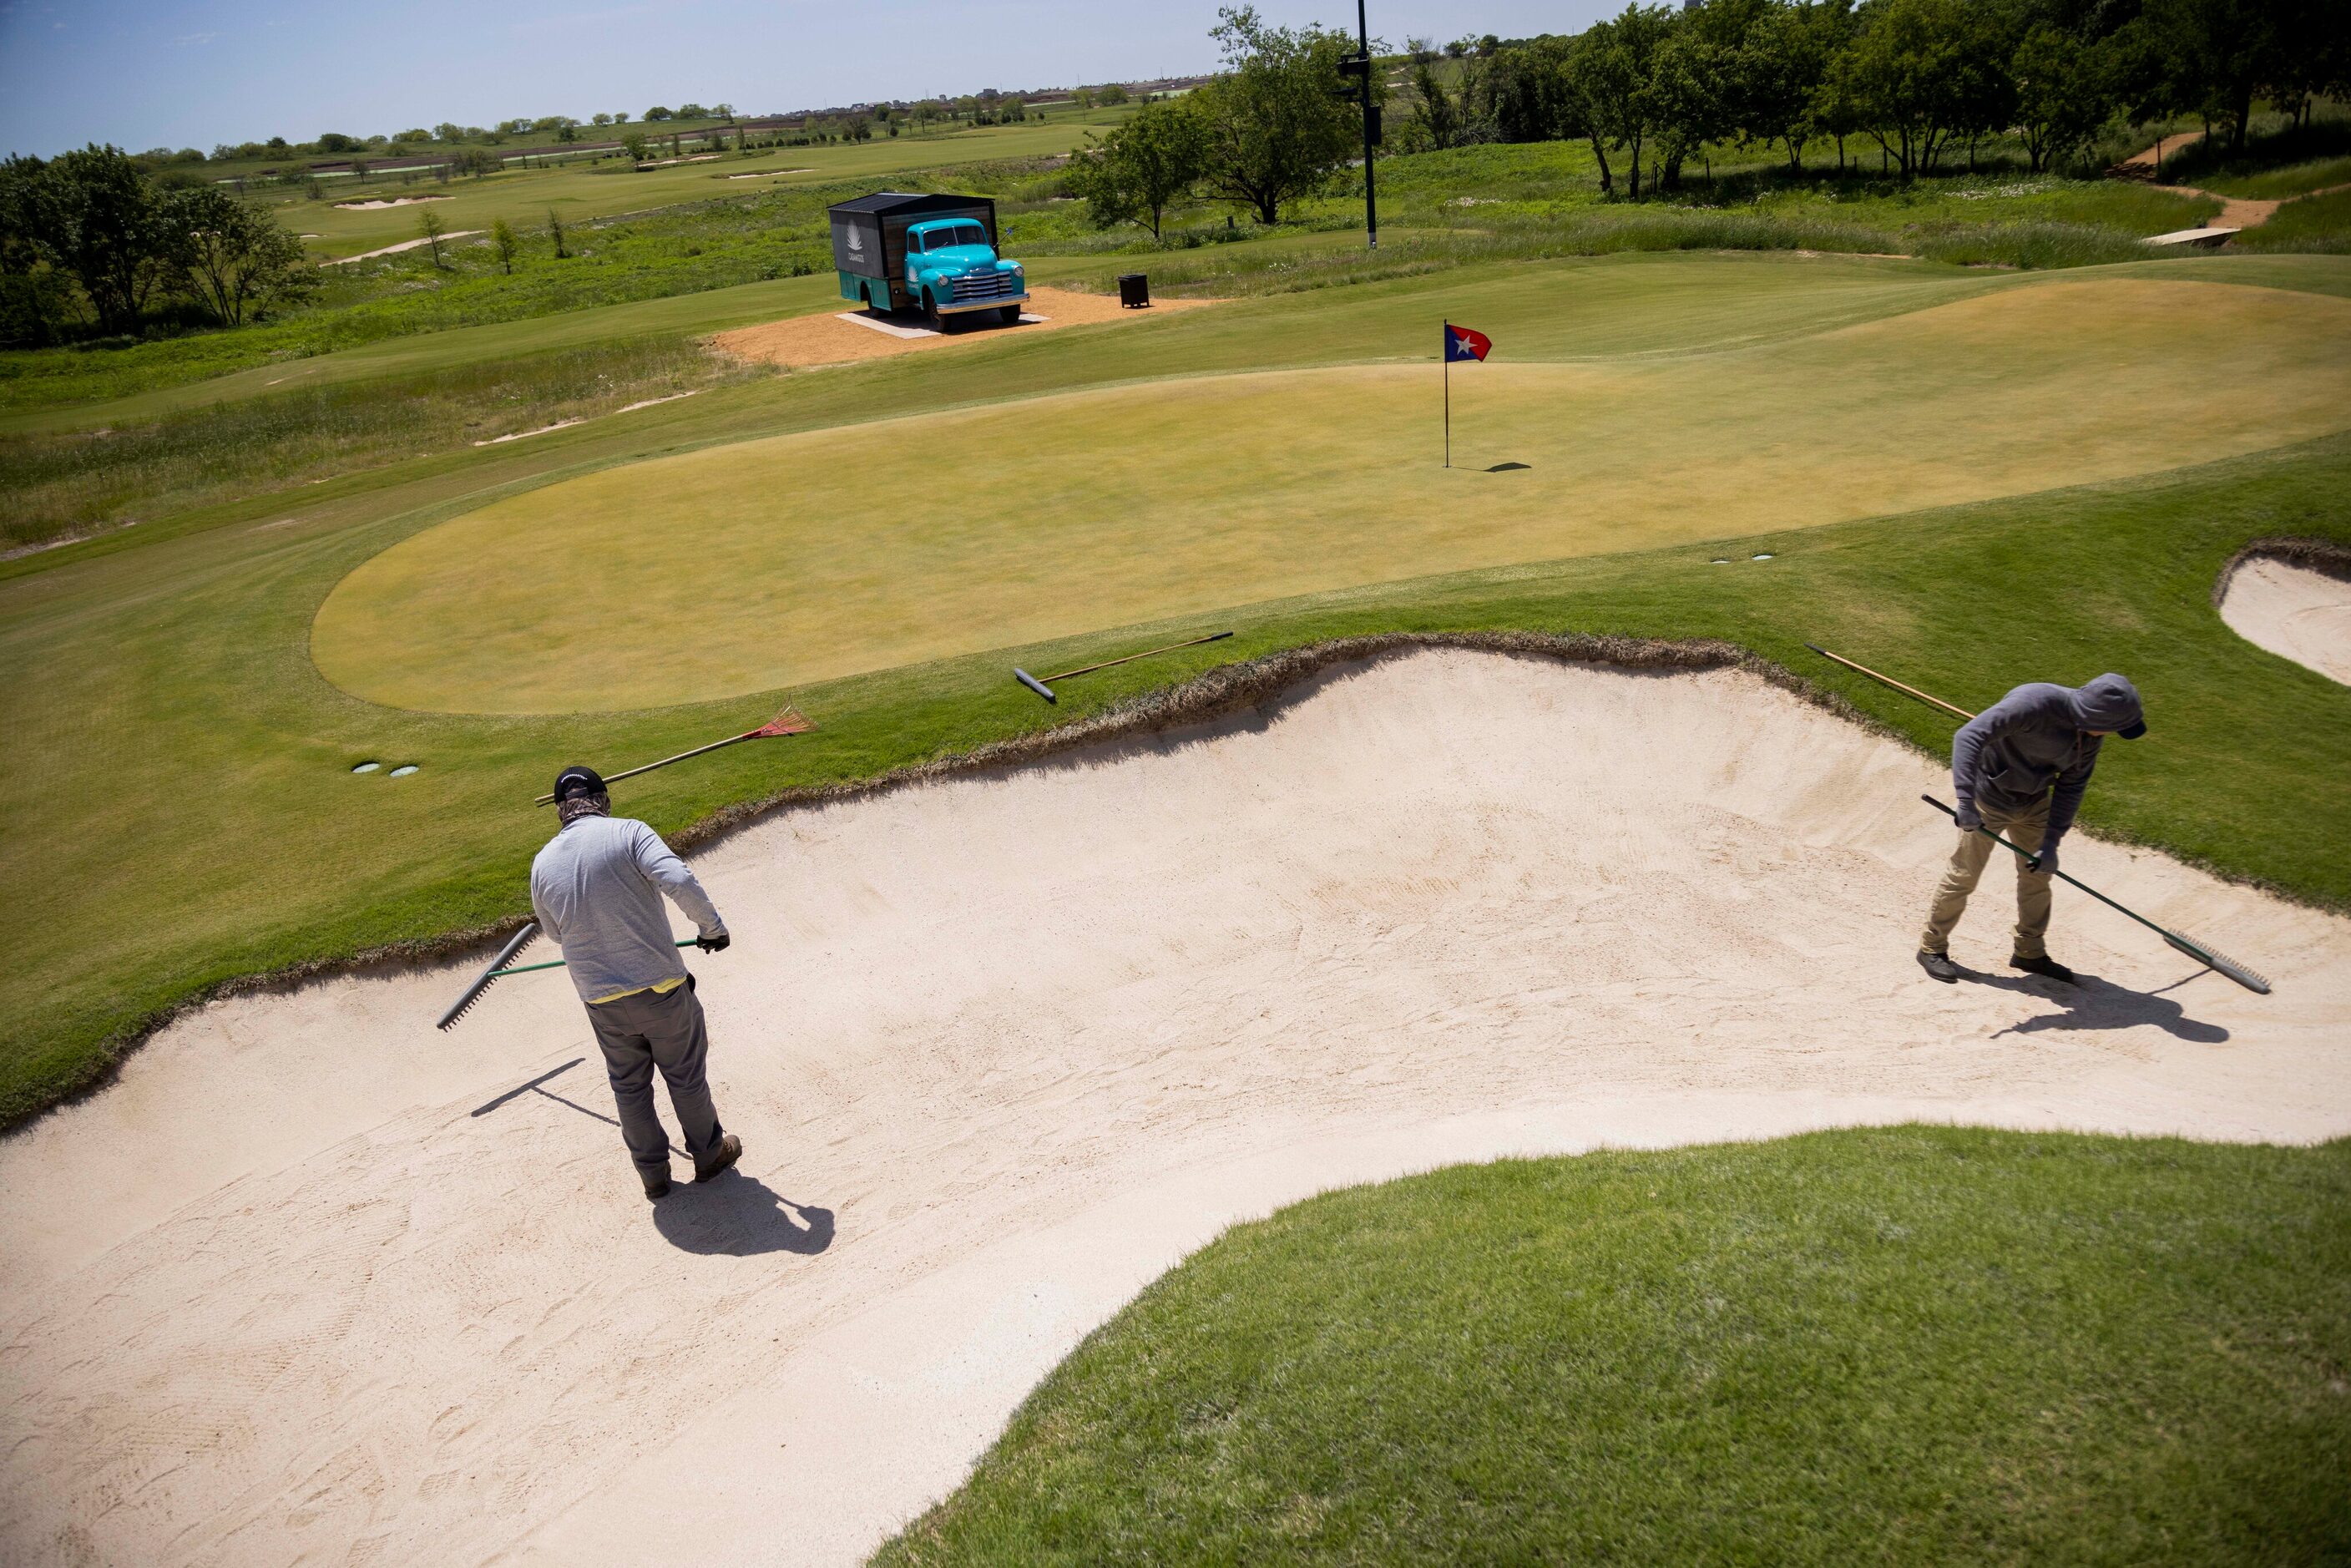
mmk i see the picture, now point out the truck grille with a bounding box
[949,271,1018,301]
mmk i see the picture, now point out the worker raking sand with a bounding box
[1917,675,2146,984]
[533,766,744,1197]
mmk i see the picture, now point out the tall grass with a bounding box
[2235,188,2351,253]
[0,337,756,552]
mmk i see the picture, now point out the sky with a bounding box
[0,0,1618,159]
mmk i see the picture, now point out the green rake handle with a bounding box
[491,937,700,978]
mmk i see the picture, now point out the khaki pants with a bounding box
[585,978,726,1180]
[1920,796,2053,959]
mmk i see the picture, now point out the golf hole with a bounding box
[389,765,419,777]
[351,761,380,774]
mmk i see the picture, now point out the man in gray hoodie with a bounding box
[532,766,742,1199]
[1917,674,2146,985]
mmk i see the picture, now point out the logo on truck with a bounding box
[847,229,863,253]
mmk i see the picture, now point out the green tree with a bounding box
[1069,99,1211,238]
[2010,23,2108,172]
[1194,5,1359,224]
[1845,0,1975,178]
[26,145,176,334]
[645,106,673,121]
[620,132,650,164]
[1741,1,1834,171]
[1407,38,1489,150]
[547,209,568,259]
[1488,35,1580,144]
[488,216,520,274]
[163,185,316,326]
[1567,5,1676,199]
[417,205,449,268]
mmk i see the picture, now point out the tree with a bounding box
[620,132,650,164]
[489,216,520,274]
[1844,0,1975,178]
[1408,38,1489,150]
[547,209,568,259]
[1194,5,1359,224]
[1741,1,1833,171]
[1069,98,1211,237]
[1566,5,1676,199]
[417,205,449,268]
[1099,83,1130,104]
[163,185,315,326]
[26,145,176,334]
[645,106,674,121]
[1488,35,1582,145]
[2010,23,2108,171]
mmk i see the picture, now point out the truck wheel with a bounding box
[925,293,950,332]
[997,304,1021,326]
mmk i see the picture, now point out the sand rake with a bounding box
[1923,796,2270,993]
[533,706,815,806]
[435,922,709,1030]
[1015,631,1233,704]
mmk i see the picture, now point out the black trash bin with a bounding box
[1116,272,1151,309]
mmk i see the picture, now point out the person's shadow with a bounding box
[1962,967,2230,1044]
[655,1171,836,1257]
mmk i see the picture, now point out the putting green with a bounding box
[314,278,2351,713]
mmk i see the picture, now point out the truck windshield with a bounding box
[924,223,985,250]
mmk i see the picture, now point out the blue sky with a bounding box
[0,0,1614,159]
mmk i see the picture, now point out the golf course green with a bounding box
[314,275,2351,712]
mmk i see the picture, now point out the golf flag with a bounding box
[1442,321,1490,467]
[1444,322,1492,362]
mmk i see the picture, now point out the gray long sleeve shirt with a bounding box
[529,815,726,1004]
[1950,680,2123,844]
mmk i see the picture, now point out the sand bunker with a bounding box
[334,195,451,210]
[321,230,484,265]
[709,286,1218,370]
[3,650,2345,1565]
[2219,551,2351,685]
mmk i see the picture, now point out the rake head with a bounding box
[437,923,539,1031]
[2163,932,2272,994]
[750,705,815,738]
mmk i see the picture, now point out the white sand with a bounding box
[334,195,452,210]
[3,651,2345,1565]
[321,230,484,265]
[2219,556,2351,684]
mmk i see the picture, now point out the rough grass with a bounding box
[2237,189,2351,254]
[0,338,755,552]
[876,1126,2351,1565]
[0,252,2347,1128]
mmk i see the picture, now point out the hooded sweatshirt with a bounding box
[1950,675,2143,846]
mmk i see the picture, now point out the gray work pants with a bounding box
[1919,795,2054,959]
[585,978,725,1179]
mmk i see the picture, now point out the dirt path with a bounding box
[2122,130,2351,230]
[3,651,2344,1565]
[708,286,1220,371]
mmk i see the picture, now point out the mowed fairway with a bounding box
[316,278,2351,712]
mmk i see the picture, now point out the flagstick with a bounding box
[1443,322,1451,469]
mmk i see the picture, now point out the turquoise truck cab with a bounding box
[828,191,1029,330]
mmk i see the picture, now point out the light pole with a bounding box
[1345,0,1379,250]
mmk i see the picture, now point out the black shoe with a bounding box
[643,1172,672,1201]
[694,1132,743,1184]
[2011,953,2077,984]
[1917,949,1959,983]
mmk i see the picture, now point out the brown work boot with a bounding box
[642,1170,672,1201]
[694,1132,743,1184]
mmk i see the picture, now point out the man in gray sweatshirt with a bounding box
[1917,674,2145,984]
[532,766,742,1199]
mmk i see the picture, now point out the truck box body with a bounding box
[827,191,1026,319]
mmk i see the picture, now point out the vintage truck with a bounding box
[827,190,1029,330]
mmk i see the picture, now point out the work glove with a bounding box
[697,931,731,953]
[2030,841,2060,878]
[1954,799,1983,834]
